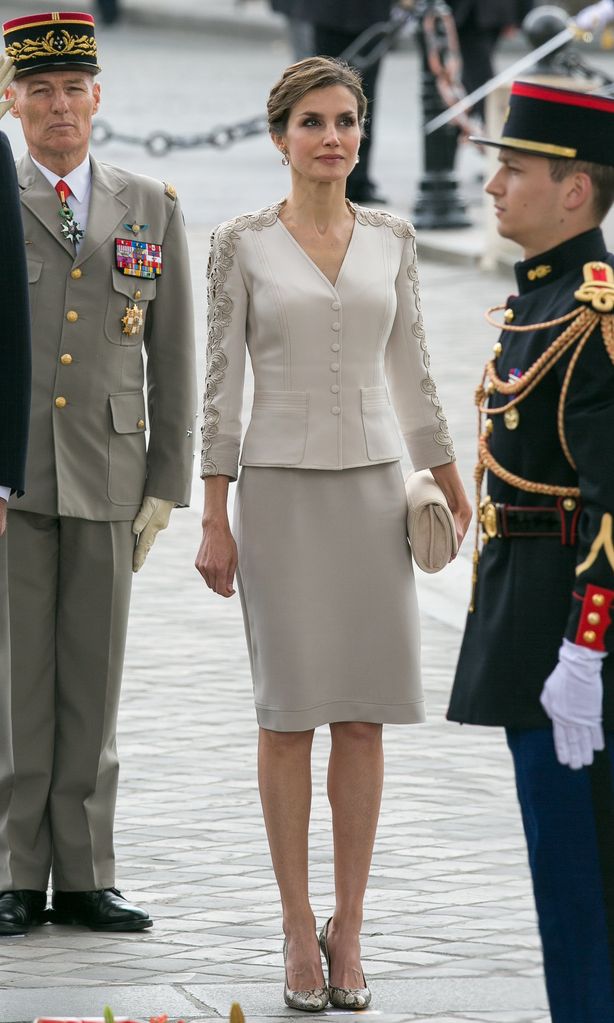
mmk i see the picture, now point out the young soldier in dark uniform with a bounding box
[448,81,614,1023]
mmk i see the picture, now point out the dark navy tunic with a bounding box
[448,228,614,729]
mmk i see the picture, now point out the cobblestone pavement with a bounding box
[0,15,590,1023]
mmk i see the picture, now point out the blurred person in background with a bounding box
[269,0,314,60]
[449,1,534,121]
[293,0,394,204]
[575,0,614,30]
[97,0,120,25]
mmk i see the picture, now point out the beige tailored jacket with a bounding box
[201,202,455,480]
[10,154,197,521]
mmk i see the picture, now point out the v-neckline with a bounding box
[276,200,358,292]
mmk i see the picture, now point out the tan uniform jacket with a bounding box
[10,154,197,521]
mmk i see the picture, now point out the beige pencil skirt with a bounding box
[233,461,425,731]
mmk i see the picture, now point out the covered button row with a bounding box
[330,301,341,414]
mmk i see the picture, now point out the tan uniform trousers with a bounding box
[0,511,134,892]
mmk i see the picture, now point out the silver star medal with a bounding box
[59,204,84,246]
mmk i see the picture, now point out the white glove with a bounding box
[575,0,614,31]
[0,54,16,120]
[132,497,173,572]
[540,638,606,770]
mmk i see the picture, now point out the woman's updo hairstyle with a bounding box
[267,56,367,137]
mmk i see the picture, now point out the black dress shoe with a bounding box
[0,890,47,935]
[50,887,153,931]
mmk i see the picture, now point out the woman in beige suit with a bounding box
[196,57,471,1012]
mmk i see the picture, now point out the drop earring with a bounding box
[281,151,289,166]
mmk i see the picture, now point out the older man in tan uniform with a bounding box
[0,11,196,935]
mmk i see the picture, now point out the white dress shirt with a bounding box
[0,486,10,502]
[31,152,92,251]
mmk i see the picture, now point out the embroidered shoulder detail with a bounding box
[201,204,284,476]
[406,232,455,459]
[351,203,415,240]
[227,201,285,234]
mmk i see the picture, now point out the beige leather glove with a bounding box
[0,55,16,120]
[132,497,174,572]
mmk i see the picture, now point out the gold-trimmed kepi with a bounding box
[471,80,614,168]
[3,11,100,77]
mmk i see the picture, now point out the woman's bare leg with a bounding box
[258,726,325,990]
[326,721,384,987]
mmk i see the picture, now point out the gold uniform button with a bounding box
[504,308,515,323]
[55,396,67,409]
[493,342,503,357]
[562,498,577,511]
[60,354,73,365]
[588,612,601,625]
[70,268,82,280]
[137,418,145,430]
[583,630,597,644]
[66,310,79,323]
[135,289,142,300]
[592,593,606,607]
[485,419,494,435]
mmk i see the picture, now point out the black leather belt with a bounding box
[479,497,581,546]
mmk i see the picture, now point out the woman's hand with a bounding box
[430,462,473,554]
[450,497,473,553]
[195,475,237,597]
[195,519,238,597]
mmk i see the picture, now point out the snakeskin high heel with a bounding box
[319,917,372,1010]
[282,937,329,1012]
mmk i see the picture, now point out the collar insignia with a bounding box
[526,264,552,282]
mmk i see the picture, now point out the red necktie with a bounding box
[55,179,72,205]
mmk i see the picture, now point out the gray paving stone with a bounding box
[0,985,200,1023]
[184,978,548,1016]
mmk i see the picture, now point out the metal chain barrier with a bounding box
[91,3,416,156]
[91,113,270,157]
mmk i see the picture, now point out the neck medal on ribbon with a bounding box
[59,202,84,246]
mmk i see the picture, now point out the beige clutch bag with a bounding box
[405,470,458,574]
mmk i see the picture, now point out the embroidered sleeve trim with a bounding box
[200,203,283,477]
[353,206,454,458]
[407,232,455,458]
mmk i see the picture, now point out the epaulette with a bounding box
[163,181,177,200]
[574,261,614,314]
[575,262,614,365]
